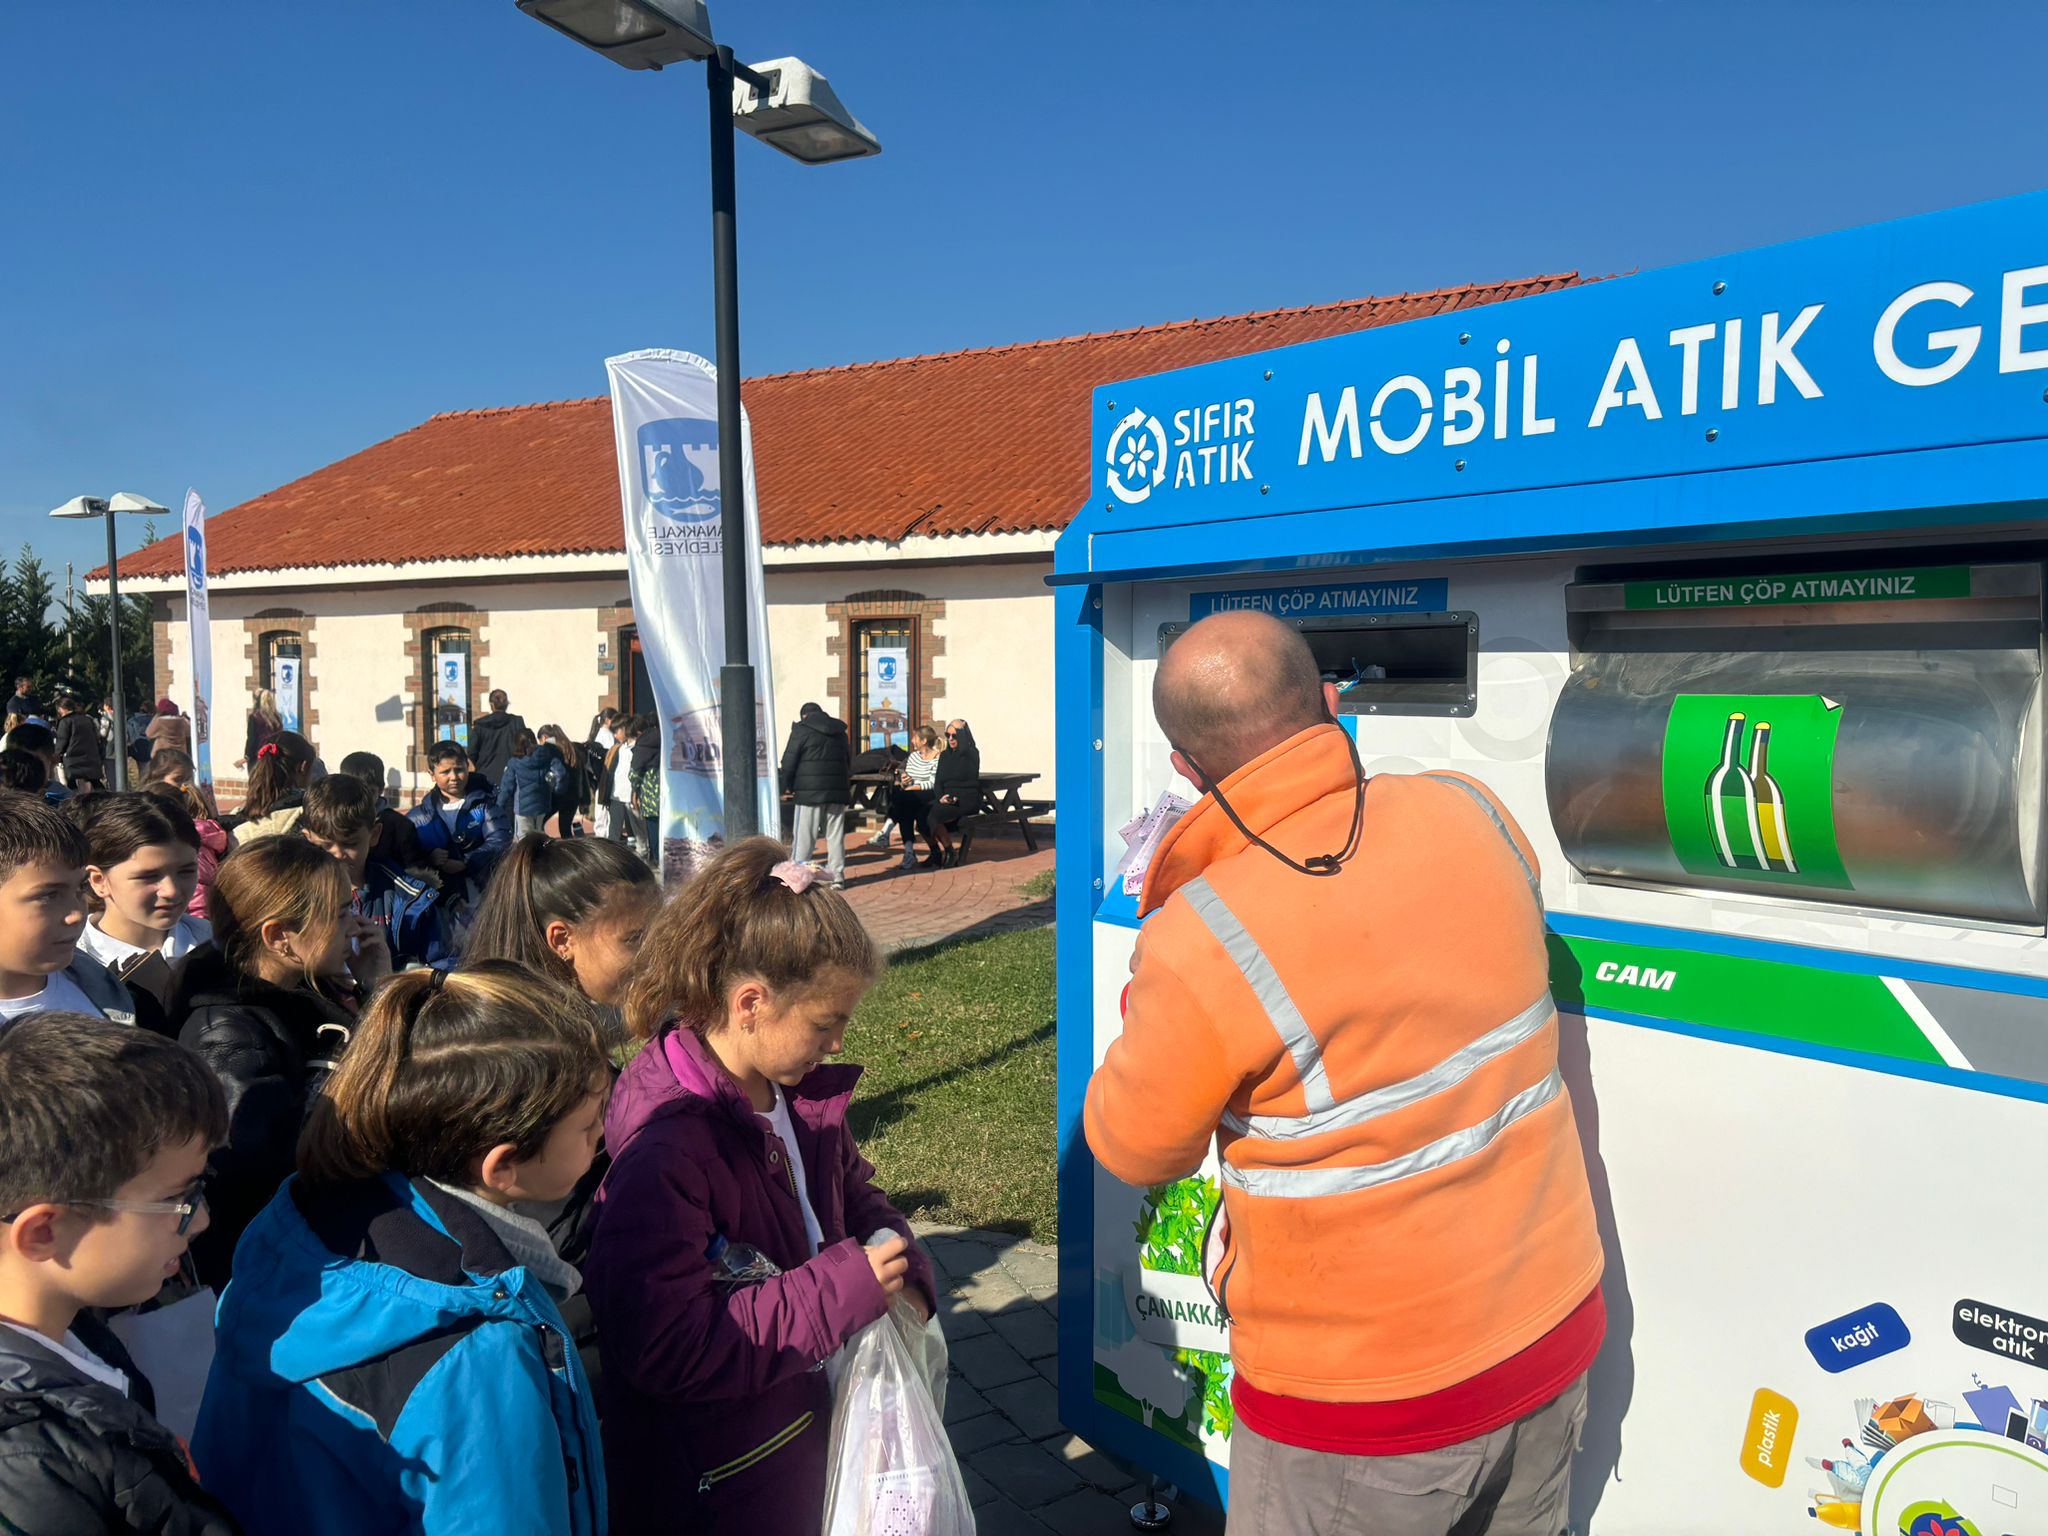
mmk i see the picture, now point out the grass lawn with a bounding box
[846,925,1056,1238]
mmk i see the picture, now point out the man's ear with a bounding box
[1322,680,1344,720]
[1169,749,1207,794]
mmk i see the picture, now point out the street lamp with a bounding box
[518,0,879,841]
[50,491,167,791]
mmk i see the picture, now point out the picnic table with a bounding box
[848,769,1050,853]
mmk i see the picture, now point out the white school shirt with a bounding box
[759,1085,825,1257]
[0,1321,129,1396]
[612,751,635,805]
[75,915,211,970]
[0,970,104,1024]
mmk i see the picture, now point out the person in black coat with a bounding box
[932,719,982,867]
[778,702,852,885]
[171,840,387,1287]
[52,694,106,790]
[467,689,525,789]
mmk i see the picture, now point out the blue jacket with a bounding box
[497,746,567,818]
[194,1173,607,1536]
[359,857,454,969]
[408,782,511,886]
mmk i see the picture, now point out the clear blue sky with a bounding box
[6,0,2047,581]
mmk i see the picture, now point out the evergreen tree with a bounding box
[1,547,61,694]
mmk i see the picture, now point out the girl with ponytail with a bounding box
[195,962,611,1536]
[226,730,318,845]
[584,838,936,1536]
[465,834,658,1013]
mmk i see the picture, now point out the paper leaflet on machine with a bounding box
[1117,790,1192,896]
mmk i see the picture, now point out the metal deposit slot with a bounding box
[1546,562,2044,926]
[1160,612,1478,718]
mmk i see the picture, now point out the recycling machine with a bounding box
[1052,190,2048,1534]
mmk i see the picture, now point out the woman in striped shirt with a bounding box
[886,725,946,873]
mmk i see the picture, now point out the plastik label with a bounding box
[1804,1302,1910,1373]
[1739,1388,1799,1488]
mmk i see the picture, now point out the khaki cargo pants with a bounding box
[1226,1375,1588,1536]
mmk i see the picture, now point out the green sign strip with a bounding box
[1623,565,1970,610]
[1547,933,1944,1067]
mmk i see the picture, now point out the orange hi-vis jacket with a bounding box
[1084,724,1604,1404]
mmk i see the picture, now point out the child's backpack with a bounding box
[632,765,660,822]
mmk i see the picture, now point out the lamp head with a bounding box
[734,57,880,164]
[516,0,715,70]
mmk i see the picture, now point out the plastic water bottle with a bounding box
[707,1233,781,1291]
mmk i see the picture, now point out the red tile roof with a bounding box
[109,274,1578,579]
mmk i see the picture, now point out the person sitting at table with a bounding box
[932,719,981,869]
[886,725,945,874]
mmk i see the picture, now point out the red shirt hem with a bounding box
[1232,1288,1606,1456]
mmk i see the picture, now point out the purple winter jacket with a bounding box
[584,1026,938,1536]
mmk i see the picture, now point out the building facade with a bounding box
[106,275,1575,805]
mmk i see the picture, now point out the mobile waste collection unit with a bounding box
[1052,190,2048,1535]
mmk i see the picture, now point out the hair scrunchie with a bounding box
[257,742,280,760]
[767,860,826,894]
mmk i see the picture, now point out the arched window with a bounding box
[424,628,474,751]
[258,632,305,735]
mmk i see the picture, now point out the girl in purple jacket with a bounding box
[584,837,938,1536]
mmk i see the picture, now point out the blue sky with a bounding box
[6,0,2047,580]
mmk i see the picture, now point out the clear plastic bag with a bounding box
[821,1300,973,1536]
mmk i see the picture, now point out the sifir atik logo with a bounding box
[1105,399,1260,504]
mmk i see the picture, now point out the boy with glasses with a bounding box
[0,1011,237,1532]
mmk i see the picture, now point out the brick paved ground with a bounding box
[916,1224,1226,1536]
[838,825,1056,954]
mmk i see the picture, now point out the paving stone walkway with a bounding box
[840,827,1055,954]
[915,1224,1224,1536]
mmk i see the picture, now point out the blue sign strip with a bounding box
[1191,577,1449,622]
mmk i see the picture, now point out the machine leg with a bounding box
[1129,1476,1174,1531]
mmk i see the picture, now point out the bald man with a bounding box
[1084,611,1603,1536]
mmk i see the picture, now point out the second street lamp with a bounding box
[518,1,878,842]
[49,491,167,793]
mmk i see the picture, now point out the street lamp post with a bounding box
[49,492,168,792]
[518,0,879,841]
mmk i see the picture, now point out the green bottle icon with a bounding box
[1703,712,1764,869]
[1750,721,1797,873]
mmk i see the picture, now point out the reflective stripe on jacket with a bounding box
[1084,724,1603,1403]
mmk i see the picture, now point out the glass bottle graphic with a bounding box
[1703,711,1764,869]
[1750,720,1797,873]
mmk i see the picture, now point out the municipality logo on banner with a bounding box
[181,490,214,791]
[605,349,779,881]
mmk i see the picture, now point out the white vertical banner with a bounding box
[604,348,779,883]
[273,656,301,735]
[180,489,214,791]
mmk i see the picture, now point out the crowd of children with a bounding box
[0,710,932,1535]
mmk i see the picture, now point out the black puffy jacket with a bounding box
[52,712,104,780]
[171,945,357,1288]
[467,709,524,787]
[0,1312,240,1534]
[933,731,982,824]
[778,711,852,807]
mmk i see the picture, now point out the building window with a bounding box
[854,619,917,749]
[425,628,473,751]
[258,632,306,735]
[621,626,654,718]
